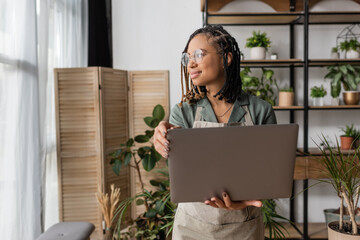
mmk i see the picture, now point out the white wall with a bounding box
[112,0,360,222]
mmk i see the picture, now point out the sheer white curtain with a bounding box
[0,0,88,239]
[38,0,88,230]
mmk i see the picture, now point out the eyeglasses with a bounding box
[181,49,218,66]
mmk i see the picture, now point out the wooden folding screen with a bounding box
[54,67,130,239]
[127,71,170,217]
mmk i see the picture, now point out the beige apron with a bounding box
[172,105,264,240]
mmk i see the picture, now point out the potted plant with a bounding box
[324,64,360,105]
[245,31,271,60]
[340,124,359,150]
[331,46,340,59]
[310,85,327,106]
[315,136,360,239]
[241,67,279,106]
[340,39,360,59]
[278,87,294,107]
[109,104,176,240]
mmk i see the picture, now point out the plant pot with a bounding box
[324,209,360,227]
[250,47,266,60]
[346,50,360,59]
[331,52,340,59]
[313,97,324,106]
[278,92,294,106]
[343,91,360,105]
[331,98,340,106]
[341,136,356,150]
[328,221,360,240]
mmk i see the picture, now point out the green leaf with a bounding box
[152,104,165,121]
[346,73,357,90]
[150,119,160,128]
[138,147,146,159]
[136,199,144,205]
[150,180,161,186]
[142,154,156,171]
[145,208,157,218]
[340,65,348,75]
[124,152,132,165]
[155,200,164,213]
[112,159,122,176]
[126,138,134,148]
[264,69,274,80]
[145,130,154,138]
[144,117,154,128]
[331,81,341,98]
[151,147,162,162]
[135,135,150,143]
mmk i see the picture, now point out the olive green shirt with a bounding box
[169,91,277,128]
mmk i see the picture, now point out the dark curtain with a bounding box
[88,0,112,67]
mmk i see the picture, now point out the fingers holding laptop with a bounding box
[204,192,262,210]
[154,121,181,158]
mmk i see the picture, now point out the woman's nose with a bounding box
[187,58,197,68]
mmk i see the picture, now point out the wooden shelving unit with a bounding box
[202,0,360,239]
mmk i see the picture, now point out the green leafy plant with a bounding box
[109,104,176,239]
[315,136,360,235]
[241,67,279,106]
[340,124,358,137]
[310,85,327,98]
[245,31,271,50]
[262,199,290,239]
[340,39,360,52]
[332,46,339,53]
[324,64,360,97]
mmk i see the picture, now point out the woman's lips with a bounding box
[190,71,201,79]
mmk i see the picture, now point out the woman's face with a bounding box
[186,34,225,88]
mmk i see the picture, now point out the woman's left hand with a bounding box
[204,192,262,210]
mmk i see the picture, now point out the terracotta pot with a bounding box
[328,221,360,240]
[341,136,355,150]
[343,91,360,105]
[278,92,294,106]
[250,47,266,60]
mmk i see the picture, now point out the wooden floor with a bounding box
[265,222,328,239]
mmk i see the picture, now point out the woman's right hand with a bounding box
[154,121,181,158]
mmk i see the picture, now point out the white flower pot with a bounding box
[330,52,339,59]
[250,47,266,60]
[346,49,360,59]
[313,97,324,106]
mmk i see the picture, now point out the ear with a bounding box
[227,52,233,66]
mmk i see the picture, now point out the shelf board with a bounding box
[272,105,360,111]
[205,11,360,26]
[309,105,360,110]
[273,106,304,110]
[265,222,328,239]
[241,59,303,67]
[298,147,357,156]
[309,58,360,67]
[308,11,360,24]
[207,12,302,25]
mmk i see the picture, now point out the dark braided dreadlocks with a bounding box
[180,25,242,106]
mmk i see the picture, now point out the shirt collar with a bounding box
[196,91,249,123]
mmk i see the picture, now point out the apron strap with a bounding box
[194,107,202,122]
[242,105,254,126]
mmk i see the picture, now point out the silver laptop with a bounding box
[167,124,298,203]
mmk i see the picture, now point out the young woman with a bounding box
[154,25,277,240]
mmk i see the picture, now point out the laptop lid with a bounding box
[167,123,298,203]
